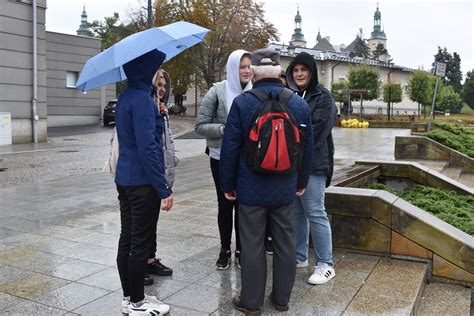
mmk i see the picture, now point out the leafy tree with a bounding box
[432,46,463,93]
[348,65,380,116]
[331,80,349,115]
[436,85,463,114]
[462,70,474,108]
[372,43,388,60]
[88,13,139,50]
[88,13,141,96]
[383,82,402,103]
[331,80,349,104]
[407,70,434,118]
[348,65,380,100]
[352,36,369,58]
[150,0,278,89]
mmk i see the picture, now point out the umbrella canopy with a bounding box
[75,21,209,92]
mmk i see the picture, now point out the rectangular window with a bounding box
[66,71,79,88]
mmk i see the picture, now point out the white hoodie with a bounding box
[225,49,252,114]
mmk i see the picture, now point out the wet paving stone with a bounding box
[0,272,69,299]
[33,282,110,311]
[46,260,109,282]
[76,267,122,291]
[72,291,122,315]
[1,299,69,315]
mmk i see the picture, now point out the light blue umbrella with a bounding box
[75,21,209,92]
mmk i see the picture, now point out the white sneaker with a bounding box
[122,297,130,314]
[128,295,170,315]
[308,263,335,285]
[296,259,308,268]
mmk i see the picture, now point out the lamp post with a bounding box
[428,62,446,131]
[147,0,152,29]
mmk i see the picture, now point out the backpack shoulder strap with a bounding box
[247,89,270,102]
[278,88,294,105]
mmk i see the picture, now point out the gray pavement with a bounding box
[0,125,410,315]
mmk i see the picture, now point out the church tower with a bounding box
[289,6,306,48]
[367,3,387,52]
[316,28,322,43]
[77,5,92,37]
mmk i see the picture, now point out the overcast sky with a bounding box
[46,0,473,77]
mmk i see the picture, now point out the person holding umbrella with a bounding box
[115,49,172,315]
[74,21,210,315]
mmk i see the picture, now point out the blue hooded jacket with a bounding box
[219,78,314,206]
[114,49,171,199]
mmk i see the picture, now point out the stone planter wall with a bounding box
[326,186,474,284]
[395,136,474,173]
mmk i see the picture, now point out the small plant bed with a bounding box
[364,182,474,235]
[423,121,474,158]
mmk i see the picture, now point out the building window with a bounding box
[66,71,79,88]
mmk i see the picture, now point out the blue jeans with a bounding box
[294,175,333,266]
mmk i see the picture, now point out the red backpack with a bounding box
[244,88,306,174]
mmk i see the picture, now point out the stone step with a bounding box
[331,164,380,187]
[400,159,448,173]
[440,166,463,182]
[418,281,471,315]
[344,257,428,315]
[458,172,474,188]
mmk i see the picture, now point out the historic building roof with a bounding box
[312,37,336,52]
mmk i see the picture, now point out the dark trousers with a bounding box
[210,158,240,251]
[148,210,160,260]
[116,185,160,303]
[239,203,296,310]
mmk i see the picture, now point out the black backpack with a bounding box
[244,88,306,174]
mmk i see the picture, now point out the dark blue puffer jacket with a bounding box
[219,78,314,206]
[114,49,171,199]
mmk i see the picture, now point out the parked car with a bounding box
[168,102,187,115]
[103,100,117,126]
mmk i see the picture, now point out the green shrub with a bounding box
[362,182,474,235]
[424,121,474,157]
[363,182,397,195]
[401,185,474,235]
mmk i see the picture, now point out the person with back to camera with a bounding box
[220,48,313,315]
[195,50,252,270]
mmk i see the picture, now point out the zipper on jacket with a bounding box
[275,124,279,168]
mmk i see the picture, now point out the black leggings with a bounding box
[210,158,240,251]
[116,185,160,303]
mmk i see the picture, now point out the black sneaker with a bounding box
[144,273,154,285]
[147,258,173,276]
[216,248,231,270]
[265,237,274,255]
[235,250,241,270]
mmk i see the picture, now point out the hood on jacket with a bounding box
[123,49,166,89]
[225,49,252,113]
[286,52,319,94]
